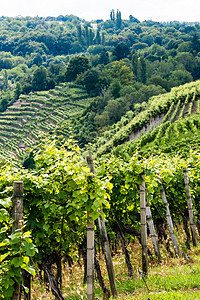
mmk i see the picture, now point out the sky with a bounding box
[0,0,200,22]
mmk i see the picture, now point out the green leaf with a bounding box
[89,210,100,220]
[4,285,15,297]
[43,224,50,232]
[11,257,24,267]
[0,197,12,208]
[0,252,9,263]
[21,264,36,276]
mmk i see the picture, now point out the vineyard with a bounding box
[0,83,93,162]
[0,133,200,299]
[0,11,200,299]
[0,79,200,299]
[96,80,200,157]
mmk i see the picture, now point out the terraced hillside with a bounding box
[96,80,200,157]
[0,83,93,161]
[1,80,200,162]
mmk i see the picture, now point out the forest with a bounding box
[0,11,200,300]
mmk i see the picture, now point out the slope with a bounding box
[96,80,200,157]
[0,83,93,161]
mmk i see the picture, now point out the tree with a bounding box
[14,82,21,100]
[110,9,115,22]
[129,15,140,23]
[134,84,166,103]
[82,68,108,96]
[95,29,101,45]
[101,32,105,46]
[192,33,200,53]
[83,68,100,95]
[111,79,121,99]
[77,25,82,45]
[112,43,130,61]
[99,48,109,65]
[84,25,89,46]
[94,111,110,128]
[132,53,139,80]
[32,66,48,91]
[177,41,193,53]
[31,53,43,66]
[138,57,146,84]
[175,52,196,73]
[0,91,9,112]
[147,75,169,92]
[89,29,95,45]
[103,97,127,124]
[116,10,122,29]
[169,69,193,86]
[104,60,134,85]
[3,70,8,91]
[65,56,90,82]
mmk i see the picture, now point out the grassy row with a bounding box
[188,92,197,115]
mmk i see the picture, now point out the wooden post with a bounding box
[12,181,24,300]
[98,215,118,298]
[159,180,180,256]
[86,155,95,300]
[183,168,197,247]
[140,172,148,276]
[87,212,95,300]
[86,155,118,298]
[146,199,161,261]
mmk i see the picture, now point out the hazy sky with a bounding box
[0,0,200,22]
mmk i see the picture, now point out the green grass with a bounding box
[30,239,200,300]
[60,254,200,300]
[109,255,200,300]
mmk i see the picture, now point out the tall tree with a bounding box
[110,9,115,22]
[95,29,101,45]
[138,57,146,84]
[99,48,109,65]
[77,25,82,45]
[116,10,122,29]
[192,33,200,53]
[14,82,21,100]
[101,32,105,46]
[84,25,89,47]
[0,91,8,112]
[111,79,121,99]
[32,66,48,91]
[89,29,94,45]
[3,70,8,91]
[132,53,139,80]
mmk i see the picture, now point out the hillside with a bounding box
[95,80,200,157]
[0,15,200,162]
[0,83,93,161]
[1,14,200,300]
[0,79,199,162]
